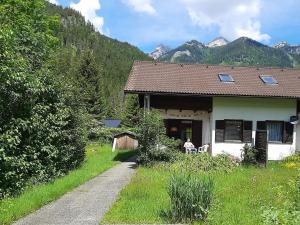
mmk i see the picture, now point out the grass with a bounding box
[102,162,298,225]
[0,143,135,225]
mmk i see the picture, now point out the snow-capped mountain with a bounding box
[207,37,229,48]
[273,41,300,55]
[273,41,289,49]
[149,45,171,59]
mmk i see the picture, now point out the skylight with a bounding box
[219,73,234,82]
[260,75,278,85]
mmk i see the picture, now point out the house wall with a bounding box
[157,109,211,145]
[211,97,297,160]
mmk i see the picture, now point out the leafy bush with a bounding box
[241,144,258,165]
[136,111,179,165]
[168,172,214,222]
[0,0,86,198]
[261,173,300,225]
[284,155,300,162]
[171,153,238,174]
[283,155,300,168]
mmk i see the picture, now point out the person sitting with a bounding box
[183,138,196,154]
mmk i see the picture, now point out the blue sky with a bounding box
[49,0,300,53]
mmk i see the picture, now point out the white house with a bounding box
[125,61,300,160]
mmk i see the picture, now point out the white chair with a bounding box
[198,144,209,153]
[185,147,192,154]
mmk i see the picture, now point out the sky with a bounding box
[48,0,300,53]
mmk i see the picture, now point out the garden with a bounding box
[102,111,300,225]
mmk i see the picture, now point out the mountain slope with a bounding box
[205,37,292,67]
[46,3,151,116]
[160,37,296,68]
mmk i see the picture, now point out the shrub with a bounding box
[168,172,214,222]
[171,153,238,174]
[241,144,258,165]
[284,155,300,162]
[136,111,179,165]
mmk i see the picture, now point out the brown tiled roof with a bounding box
[124,61,300,98]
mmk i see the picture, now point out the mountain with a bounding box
[274,41,300,55]
[160,37,299,68]
[46,3,151,117]
[149,45,171,59]
[207,37,229,48]
[160,40,207,63]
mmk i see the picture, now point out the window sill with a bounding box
[268,142,292,145]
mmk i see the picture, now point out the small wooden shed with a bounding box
[112,131,138,151]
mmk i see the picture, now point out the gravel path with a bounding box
[13,158,137,225]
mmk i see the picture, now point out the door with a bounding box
[192,120,203,148]
[165,119,202,148]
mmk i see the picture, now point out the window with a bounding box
[256,121,294,144]
[219,73,234,82]
[267,121,283,142]
[215,120,252,142]
[224,120,243,141]
[260,75,278,85]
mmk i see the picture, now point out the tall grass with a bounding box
[168,172,214,222]
[0,143,135,225]
[102,162,298,225]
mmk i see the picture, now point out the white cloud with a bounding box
[122,0,156,15]
[48,0,59,4]
[70,0,104,33]
[181,0,271,42]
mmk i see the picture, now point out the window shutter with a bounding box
[215,120,225,142]
[257,121,266,130]
[243,121,253,143]
[283,122,293,144]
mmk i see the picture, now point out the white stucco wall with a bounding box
[211,97,297,160]
[157,109,211,145]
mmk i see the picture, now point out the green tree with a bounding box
[0,0,86,198]
[122,94,141,127]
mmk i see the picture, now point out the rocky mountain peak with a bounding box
[273,41,290,49]
[149,44,171,59]
[184,40,206,48]
[207,37,229,48]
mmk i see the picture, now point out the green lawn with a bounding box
[0,143,135,225]
[102,163,298,225]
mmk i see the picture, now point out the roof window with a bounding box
[219,73,234,82]
[260,75,278,85]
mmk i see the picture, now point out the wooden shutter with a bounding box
[283,122,293,144]
[257,121,266,130]
[243,121,253,143]
[215,120,225,142]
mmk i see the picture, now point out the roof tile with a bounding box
[124,61,300,98]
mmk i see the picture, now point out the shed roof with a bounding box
[113,131,137,139]
[125,61,300,99]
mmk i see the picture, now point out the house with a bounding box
[124,61,300,160]
[103,119,122,128]
[112,131,138,151]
